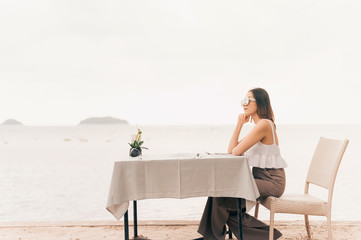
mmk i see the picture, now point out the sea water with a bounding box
[0,124,360,222]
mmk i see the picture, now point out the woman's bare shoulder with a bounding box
[255,119,271,127]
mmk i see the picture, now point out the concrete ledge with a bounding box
[0,220,360,227]
[1,221,361,240]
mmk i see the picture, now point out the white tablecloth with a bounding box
[106,153,260,220]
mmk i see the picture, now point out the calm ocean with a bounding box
[0,124,360,222]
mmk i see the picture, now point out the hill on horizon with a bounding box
[79,116,129,125]
[1,119,23,125]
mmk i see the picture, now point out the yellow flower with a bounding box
[135,128,142,142]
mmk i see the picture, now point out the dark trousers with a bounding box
[198,168,286,240]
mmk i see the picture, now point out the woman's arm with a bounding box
[231,120,269,156]
[227,123,242,154]
[227,114,250,154]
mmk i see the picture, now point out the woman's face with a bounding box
[243,91,258,116]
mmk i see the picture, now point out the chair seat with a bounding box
[259,194,328,216]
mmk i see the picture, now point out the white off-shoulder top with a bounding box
[244,119,288,169]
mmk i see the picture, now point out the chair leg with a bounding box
[254,202,259,219]
[304,214,311,238]
[269,210,274,240]
[327,215,332,240]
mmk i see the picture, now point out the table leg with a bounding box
[237,198,243,240]
[133,200,138,238]
[124,210,129,240]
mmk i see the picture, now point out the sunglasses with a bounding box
[241,96,256,106]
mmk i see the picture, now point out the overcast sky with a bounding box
[0,0,360,125]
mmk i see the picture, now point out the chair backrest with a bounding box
[305,137,349,191]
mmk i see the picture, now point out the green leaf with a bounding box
[139,141,144,146]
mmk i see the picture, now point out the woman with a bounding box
[197,88,287,240]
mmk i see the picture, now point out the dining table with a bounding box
[106,153,260,240]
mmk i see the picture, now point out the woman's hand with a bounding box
[228,113,251,154]
[237,113,250,125]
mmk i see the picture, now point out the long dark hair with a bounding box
[250,88,275,125]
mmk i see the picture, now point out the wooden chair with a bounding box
[254,137,349,240]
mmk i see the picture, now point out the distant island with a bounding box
[1,119,23,125]
[79,116,129,125]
